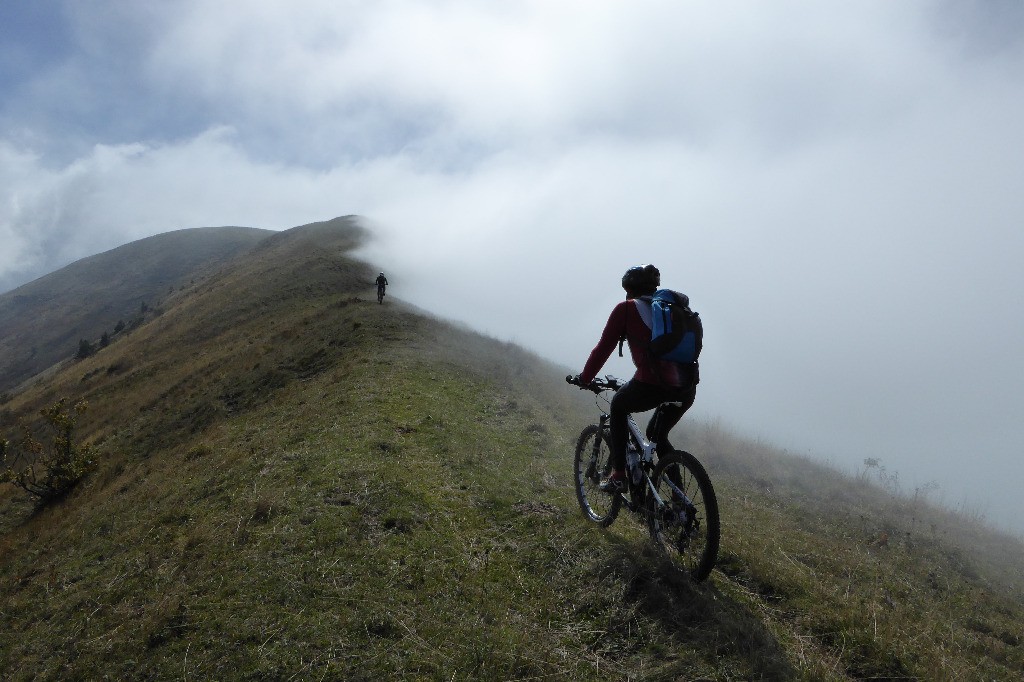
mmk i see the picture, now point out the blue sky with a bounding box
[2,0,1024,531]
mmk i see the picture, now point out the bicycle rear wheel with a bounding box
[647,450,720,582]
[573,424,621,526]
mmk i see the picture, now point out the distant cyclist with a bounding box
[573,264,698,493]
[375,272,388,304]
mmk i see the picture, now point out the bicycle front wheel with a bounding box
[648,450,720,582]
[573,424,621,526]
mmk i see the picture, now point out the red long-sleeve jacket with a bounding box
[580,299,685,387]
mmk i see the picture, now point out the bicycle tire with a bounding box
[573,424,621,527]
[647,450,720,582]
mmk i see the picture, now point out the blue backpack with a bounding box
[648,289,702,364]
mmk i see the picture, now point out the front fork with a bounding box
[586,416,611,482]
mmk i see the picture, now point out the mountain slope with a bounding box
[0,225,273,394]
[1,218,1022,680]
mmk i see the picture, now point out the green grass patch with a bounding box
[2,222,1022,680]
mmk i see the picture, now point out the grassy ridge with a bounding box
[0,225,273,394]
[1,219,1022,679]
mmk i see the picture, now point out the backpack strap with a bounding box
[633,298,653,329]
[618,297,653,357]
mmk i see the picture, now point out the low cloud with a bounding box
[2,0,1023,530]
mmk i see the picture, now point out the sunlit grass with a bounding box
[1,221,1021,680]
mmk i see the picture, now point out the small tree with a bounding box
[114,320,125,334]
[0,399,97,505]
[76,339,95,359]
[100,331,110,348]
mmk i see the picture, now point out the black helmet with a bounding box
[621,264,660,295]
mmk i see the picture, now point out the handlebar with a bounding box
[566,374,623,393]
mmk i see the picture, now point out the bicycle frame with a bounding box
[627,414,657,466]
[593,405,669,514]
[594,396,695,516]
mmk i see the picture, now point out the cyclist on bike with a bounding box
[574,264,697,494]
[375,272,388,298]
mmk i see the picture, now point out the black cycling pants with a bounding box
[608,379,696,471]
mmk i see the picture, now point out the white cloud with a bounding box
[2,0,1024,530]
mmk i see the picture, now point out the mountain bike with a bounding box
[377,283,386,304]
[566,375,720,582]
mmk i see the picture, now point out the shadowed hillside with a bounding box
[0,225,273,394]
[1,218,1022,680]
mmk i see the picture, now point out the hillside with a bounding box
[0,224,273,394]
[1,218,1022,680]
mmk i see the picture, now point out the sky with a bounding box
[2,1,1023,531]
